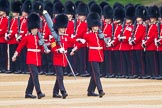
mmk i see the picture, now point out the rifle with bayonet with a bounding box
[15,17,22,42]
[118,19,126,42]
[129,21,137,45]
[142,23,149,51]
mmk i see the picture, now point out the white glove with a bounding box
[71,34,76,38]
[5,33,10,40]
[58,47,66,53]
[49,35,53,41]
[76,38,86,44]
[15,34,22,42]
[142,40,146,48]
[12,51,18,62]
[70,46,77,56]
[154,38,161,46]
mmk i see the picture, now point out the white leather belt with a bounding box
[89,47,103,50]
[27,49,41,52]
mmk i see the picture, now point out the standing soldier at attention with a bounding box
[0,0,10,73]
[71,12,105,98]
[12,13,46,99]
[5,1,22,74]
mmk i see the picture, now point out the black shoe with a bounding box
[14,71,22,74]
[109,74,115,78]
[53,94,62,98]
[38,93,45,99]
[155,76,162,80]
[46,72,54,76]
[62,93,68,99]
[25,94,36,99]
[99,91,105,98]
[5,70,13,74]
[39,71,45,75]
[87,92,99,96]
[142,76,150,79]
[80,73,90,77]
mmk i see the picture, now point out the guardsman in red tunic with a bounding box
[71,12,105,98]
[41,1,54,75]
[50,14,82,99]
[5,1,22,73]
[119,5,134,78]
[102,5,114,78]
[64,1,78,76]
[154,6,162,80]
[18,0,32,74]
[109,6,125,78]
[72,2,89,77]
[0,0,9,73]
[12,13,46,99]
[129,5,146,78]
[142,6,159,79]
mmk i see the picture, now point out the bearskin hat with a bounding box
[135,5,147,20]
[44,1,53,18]
[90,3,102,17]
[54,14,68,30]
[32,1,44,15]
[53,1,64,14]
[103,5,113,19]
[125,3,134,10]
[125,5,135,21]
[88,1,96,9]
[99,1,109,11]
[53,0,60,4]
[75,0,83,9]
[21,0,32,14]
[114,6,125,21]
[77,2,89,16]
[148,5,159,19]
[87,12,101,29]
[159,6,162,18]
[0,0,10,14]
[11,1,22,14]
[64,1,75,15]
[27,13,40,32]
[113,2,124,9]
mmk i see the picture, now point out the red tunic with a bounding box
[0,16,8,43]
[15,33,42,66]
[156,24,162,51]
[20,16,28,40]
[83,31,104,62]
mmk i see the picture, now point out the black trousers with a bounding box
[132,50,145,76]
[0,43,7,71]
[157,51,162,76]
[145,51,158,76]
[9,44,19,72]
[101,50,112,76]
[87,62,103,93]
[53,66,66,94]
[19,47,27,72]
[42,52,54,73]
[111,51,122,76]
[26,64,42,95]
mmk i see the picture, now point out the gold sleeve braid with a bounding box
[51,42,56,48]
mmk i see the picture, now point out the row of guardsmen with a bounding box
[0,0,162,80]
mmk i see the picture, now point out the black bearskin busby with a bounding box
[54,14,68,30]
[11,1,22,14]
[77,2,89,16]
[103,5,113,19]
[88,1,96,9]
[135,5,147,20]
[27,13,40,32]
[53,0,60,4]
[125,5,135,21]
[64,1,75,15]
[75,0,83,9]
[53,1,64,14]
[21,0,32,14]
[90,3,102,17]
[159,6,162,18]
[99,1,109,11]
[148,5,159,19]
[87,12,101,29]
[125,3,134,10]
[114,6,125,21]
[44,1,53,18]
[113,2,124,9]
[0,0,10,14]
[32,1,44,15]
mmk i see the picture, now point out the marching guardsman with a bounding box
[50,14,83,99]
[5,1,22,74]
[110,5,125,78]
[42,1,54,75]
[18,0,32,74]
[129,5,147,78]
[154,6,162,80]
[102,5,114,78]
[32,0,45,74]
[63,1,78,76]
[71,12,105,98]
[53,1,64,18]
[73,2,89,77]
[119,5,135,78]
[142,6,159,79]
[0,0,10,73]
[12,13,46,99]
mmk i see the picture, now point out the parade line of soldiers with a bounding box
[1,0,162,81]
